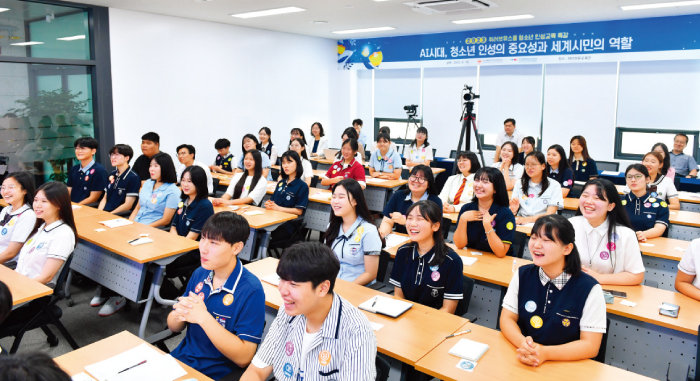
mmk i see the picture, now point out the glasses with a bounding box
[626,174,645,181]
[409,175,426,184]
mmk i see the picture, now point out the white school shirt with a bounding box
[176,160,214,194]
[405,144,433,163]
[438,173,475,210]
[678,238,700,289]
[0,204,36,256]
[511,179,564,217]
[15,221,75,287]
[621,174,678,203]
[368,141,398,154]
[224,172,268,206]
[260,143,279,164]
[492,162,524,182]
[495,129,524,147]
[568,216,645,275]
[301,159,314,183]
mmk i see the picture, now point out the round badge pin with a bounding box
[621,200,627,206]
[562,318,571,327]
[607,242,616,251]
[652,202,659,208]
[318,351,331,366]
[600,251,610,260]
[195,282,203,293]
[222,293,233,306]
[530,315,543,329]
[283,363,294,378]
[506,221,514,230]
[524,300,537,313]
[431,271,440,281]
[644,202,652,208]
[285,341,294,356]
[1,228,6,236]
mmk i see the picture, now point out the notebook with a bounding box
[359,295,413,318]
[324,148,339,160]
[84,343,186,381]
[448,338,489,362]
[384,233,410,249]
[99,218,134,228]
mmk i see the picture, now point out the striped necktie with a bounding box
[453,178,467,205]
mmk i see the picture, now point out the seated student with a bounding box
[353,118,369,149]
[289,138,314,185]
[132,132,161,181]
[67,137,108,205]
[517,136,536,165]
[368,126,398,154]
[258,127,278,165]
[675,238,700,301]
[337,127,364,163]
[670,133,698,178]
[175,144,214,193]
[130,153,181,228]
[265,151,309,244]
[651,142,675,181]
[569,179,644,285]
[209,138,234,175]
[321,138,366,189]
[500,214,606,367]
[368,132,402,180]
[439,151,480,213]
[168,212,266,379]
[546,144,574,198]
[97,144,140,214]
[640,151,680,210]
[569,135,598,182]
[212,150,267,207]
[379,165,442,237]
[241,241,376,381]
[0,172,36,268]
[510,152,563,225]
[323,179,382,285]
[404,126,433,167]
[622,164,669,242]
[309,121,328,157]
[389,200,464,313]
[454,167,515,257]
[171,166,215,241]
[288,127,310,155]
[235,134,272,180]
[0,352,71,381]
[492,141,523,191]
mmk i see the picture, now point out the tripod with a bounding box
[401,113,421,156]
[453,100,486,175]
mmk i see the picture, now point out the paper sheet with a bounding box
[385,234,409,249]
[370,322,384,331]
[99,218,134,228]
[244,210,264,216]
[129,237,153,246]
[367,178,389,183]
[261,273,280,286]
[71,373,96,381]
[620,300,637,307]
[72,205,82,210]
[460,256,478,266]
[84,343,186,381]
[601,171,621,176]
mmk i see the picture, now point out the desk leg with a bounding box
[257,231,271,260]
[138,265,165,339]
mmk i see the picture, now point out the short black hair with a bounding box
[215,138,231,150]
[310,122,325,137]
[531,214,582,276]
[352,118,363,127]
[150,152,178,183]
[675,133,689,144]
[0,352,71,381]
[376,132,391,143]
[277,241,340,293]
[280,150,304,180]
[0,281,11,325]
[200,212,250,246]
[109,144,134,163]
[73,137,98,149]
[341,127,358,140]
[141,132,160,144]
[455,151,481,174]
[504,118,516,126]
[176,144,196,159]
[5,172,36,206]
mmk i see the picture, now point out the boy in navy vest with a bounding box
[67,137,108,205]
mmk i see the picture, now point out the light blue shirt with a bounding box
[331,217,382,283]
[135,180,181,224]
[368,148,402,175]
[237,151,273,181]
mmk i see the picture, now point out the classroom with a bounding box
[0,0,699,380]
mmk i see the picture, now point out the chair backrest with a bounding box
[376,251,391,283]
[449,150,457,159]
[455,275,475,317]
[53,255,74,300]
[510,231,528,258]
[696,324,699,381]
[569,181,585,198]
[597,161,620,172]
[375,355,391,381]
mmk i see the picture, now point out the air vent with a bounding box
[404,0,496,15]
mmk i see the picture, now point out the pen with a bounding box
[128,237,140,244]
[445,329,471,339]
[371,296,378,307]
[117,360,147,374]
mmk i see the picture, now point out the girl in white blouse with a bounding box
[493,141,523,191]
[289,138,314,186]
[213,150,267,206]
[405,126,433,167]
[642,151,680,210]
[0,172,37,267]
[439,151,480,213]
[510,152,563,225]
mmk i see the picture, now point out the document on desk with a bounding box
[359,296,412,318]
[601,170,621,176]
[385,233,410,249]
[367,178,388,183]
[518,222,535,228]
[99,218,134,228]
[261,273,281,286]
[459,256,478,266]
[448,338,489,362]
[244,210,265,216]
[84,343,186,381]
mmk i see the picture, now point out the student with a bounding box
[323,179,382,285]
[235,134,271,180]
[669,133,698,178]
[0,172,36,268]
[675,238,700,301]
[510,152,563,225]
[241,241,376,381]
[651,142,675,180]
[404,126,433,167]
[569,135,598,182]
[454,167,515,257]
[175,144,214,193]
[353,118,368,148]
[494,118,524,163]
[500,214,606,367]
[640,151,680,210]
[212,150,267,207]
[289,137,314,185]
[546,144,574,198]
[493,141,523,191]
[368,132,402,180]
[338,127,364,163]
[322,138,366,189]
[288,128,309,151]
[130,152,180,228]
[0,352,71,381]
[97,144,140,214]
[622,164,669,242]
[379,165,442,237]
[569,179,645,285]
[265,151,309,244]
[171,166,215,241]
[309,122,328,157]
[517,136,535,165]
[389,200,464,313]
[132,131,161,181]
[168,212,266,379]
[439,151,481,213]
[210,138,234,175]
[258,126,278,164]
[368,126,398,154]
[67,137,108,205]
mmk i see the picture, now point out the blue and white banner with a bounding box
[337,14,700,69]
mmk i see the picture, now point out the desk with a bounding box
[0,265,53,306]
[211,172,232,187]
[54,330,212,380]
[263,183,331,233]
[678,191,700,212]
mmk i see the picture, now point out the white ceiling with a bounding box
[66,0,700,39]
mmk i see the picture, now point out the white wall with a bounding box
[109,8,350,165]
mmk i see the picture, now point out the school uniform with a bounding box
[134,180,181,225]
[67,160,108,203]
[458,202,516,253]
[547,167,574,190]
[311,136,329,155]
[357,130,369,148]
[171,198,215,237]
[176,161,214,194]
[368,148,402,175]
[492,162,524,183]
[103,167,140,212]
[439,173,475,211]
[170,262,266,379]
[259,142,278,164]
[670,151,698,177]
[236,151,273,181]
[383,190,443,234]
[214,153,234,172]
[325,159,366,187]
[132,153,155,180]
[0,205,36,266]
[622,192,669,232]
[620,174,678,205]
[678,238,700,289]
[330,217,382,282]
[389,243,464,309]
[16,221,75,287]
[511,180,564,217]
[251,293,377,381]
[368,141,399,155]
[224,172,268,205]
[270,178,308,238]
[571,158,598,182]
[502,264,607,345]
[301,158,314,183]
[569,216,645,275]
[405,144,433,163]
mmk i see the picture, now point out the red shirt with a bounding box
[325,159,366,182]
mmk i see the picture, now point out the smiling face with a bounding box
[500,144,514,162]
[33,190,59,221]
[473,174,494,201]
[341,142,355,161]
[311,124,321,138]
[524,155,545,180]
[546,148,561,167]
[529,228,572,270]
[180,171,196,196]
[653,145,666,159]
[376,138,389,153]
[457,156,472,175]
[521,139,533,154]
[74,145,95,162]
[408,171,429,194]
[406,207,439,243]
[642,154,662,177]
[578,184,614,225]
[330,185,356,218]
[290,130,301,140]
[259,129,269,144]
[243,152,255,172]
[242,138,257,152]
[289,140,304,156]
[278,278,329,317]
[673,135,687,153]
[1,177,26,206]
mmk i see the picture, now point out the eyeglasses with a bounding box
[625,174,645,181]
[409,175,426,184]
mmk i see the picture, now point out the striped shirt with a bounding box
[251,293,376,380]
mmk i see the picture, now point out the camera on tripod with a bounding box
[462,85,480,102]
[403,104,418,117]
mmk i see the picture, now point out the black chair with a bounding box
[210,177,220,196]
[593,318,610,363]
[268,220,308,258]
[597,161,620,172]
[509,231,528,258]
[569,181,585,198]
[375,355,391,381]
[449,150,457,159]
[0,256,80,353]
[455,275,478,323]
[368,251,394,294]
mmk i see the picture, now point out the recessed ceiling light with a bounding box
[11,41,44,46]
[231,6,305,19]
[56,35,86,41]
[452,14,534,24]
[620,0,700,10]
[332,26,395,34]
[0,8,10,12]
